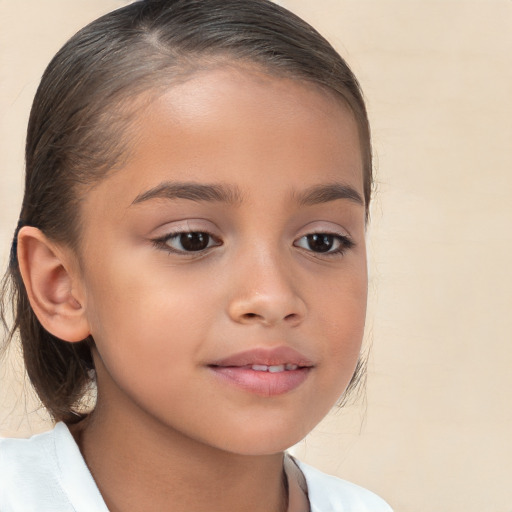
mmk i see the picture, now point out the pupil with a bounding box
[180,232,209,251]
[307,234,333,253]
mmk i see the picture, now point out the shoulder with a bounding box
[0,422,108,512]
[0,424,67,510]
[296,460,393,512]
[0,424,61,484]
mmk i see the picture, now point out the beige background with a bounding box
[1,1,511,511]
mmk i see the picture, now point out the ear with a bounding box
[17,226,90,342]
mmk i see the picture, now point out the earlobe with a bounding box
[17,226,90,342]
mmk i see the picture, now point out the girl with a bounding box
[0,0,392,510]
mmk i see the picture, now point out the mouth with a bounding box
[208,347,313,396]
[209,346,314,368]
[247,363,300,372]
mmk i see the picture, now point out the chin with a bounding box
[220,439,299,456]
[208,422,312,456]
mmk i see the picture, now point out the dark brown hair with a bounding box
[1,0,372,423]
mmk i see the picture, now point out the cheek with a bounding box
[315,263,368,382]
[83,255,223,378]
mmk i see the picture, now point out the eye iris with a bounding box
[180,232,209,251]
[307,234,334,253]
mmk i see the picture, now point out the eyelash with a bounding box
[293,232,355,257]
[152,230,354,256]
[153,231,222,254]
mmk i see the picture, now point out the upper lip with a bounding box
[209,346,314,368]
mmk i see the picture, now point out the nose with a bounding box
[227,250,307,327]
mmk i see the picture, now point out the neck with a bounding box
[73,396,288,512]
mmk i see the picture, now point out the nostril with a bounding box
[229,296,307,326]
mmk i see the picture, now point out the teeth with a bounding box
[250,364,298,372]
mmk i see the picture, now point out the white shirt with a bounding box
[0,423,392,511]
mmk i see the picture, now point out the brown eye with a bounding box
[163,232,219,252]
[305,234,335,253]
[294,233,354,255]
[179,232,210,251]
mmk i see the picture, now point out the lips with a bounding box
[250,363,299,372]
[209,346,314,368]
[208,347,313,396]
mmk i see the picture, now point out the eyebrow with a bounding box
[295,183,364,207]
[131,180,363,208]
[131,181,243,206]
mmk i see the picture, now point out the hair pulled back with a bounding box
[1,0,372,423]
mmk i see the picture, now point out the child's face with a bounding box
[76,66,367,454]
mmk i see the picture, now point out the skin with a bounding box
[21,66,368,512]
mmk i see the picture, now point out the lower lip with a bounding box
[209,366,311,396]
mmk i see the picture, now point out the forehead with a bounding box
[83,66,363,217]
